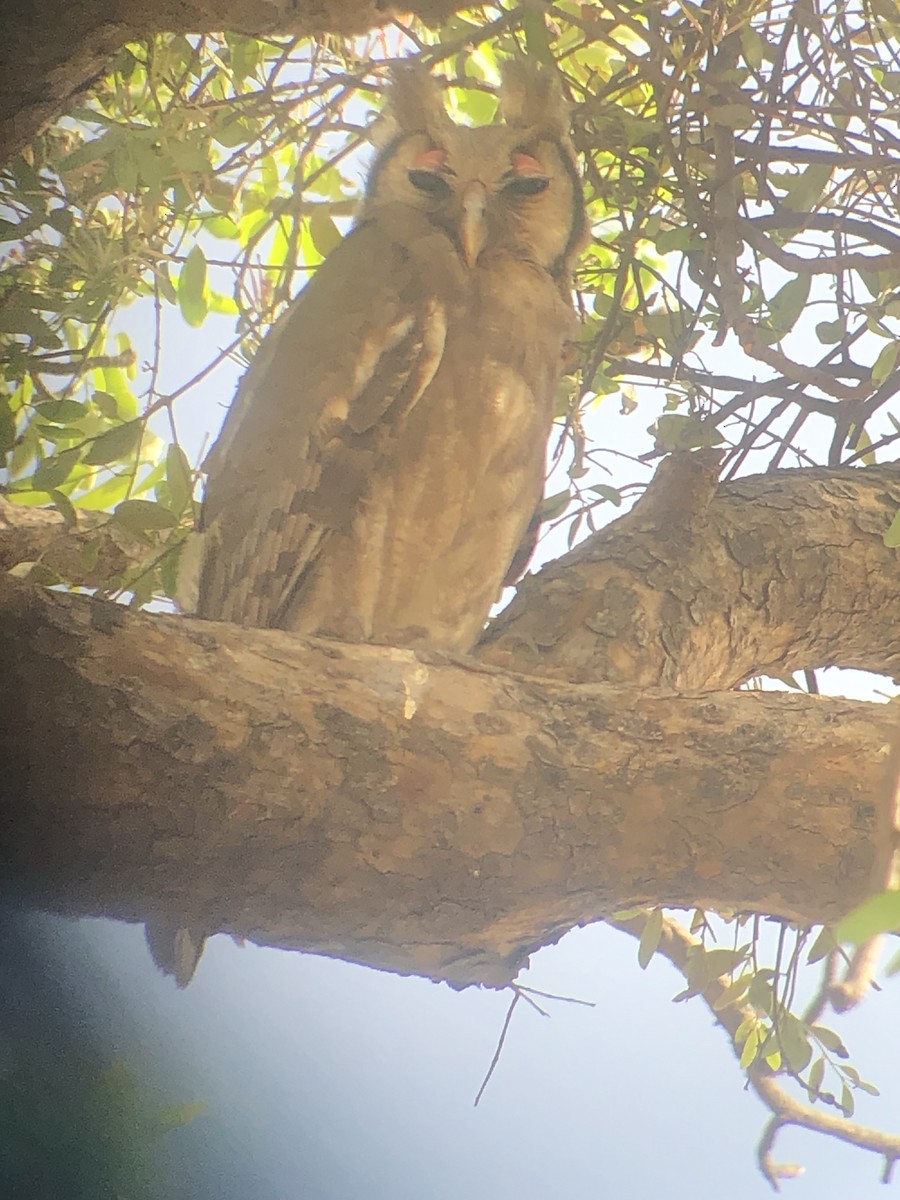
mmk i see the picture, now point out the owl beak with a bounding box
[459,181,488,268]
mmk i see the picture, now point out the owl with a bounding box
[184,60,586,651]
[156,62,586,985]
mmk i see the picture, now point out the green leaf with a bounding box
[806,926,837,965]
[848,424,876,465]
[151,1099,206,1137]
[589,484,622,506]
[872,340,899,385]
[165,443,193,515]
[205,215,240,240]
[159,541,185,598]
[59,128,125,172]
[702,948,749,978]
[856,1078,881,1097]
[36,399,85,424]
[778,163,833,212]
[653,413,724,451]
[80,536,101,571]
[538,490,570,522]
[812,1024,849,1058]
[207,291,240,316]
[779,1013,812,1074]
[308,211,342,258]
[709,103,755,129]
[0,393,16,453]
[92,390,119,419]
[177,244,209,327]
[741,25,767,69]
[884,508,900,548]
[100,362,139,420]
[260,154,279,200]
[835,890,900,944]
[0,305,62,348]
[747,973,774,1014]
[638,908,663,969]
[807,1056,826,1100]
[83,420,143,466]
[739,1026,761,1069]
[226,34,262,84]
[840,1084,855,1117]
[8,561,62,586]
[156,263,177,305]
[769,275,811,335]
[114,499,178,533]
[522,7,555,64]
[49,488,78,526]
[712,973,752,1011]
[32,447,82,490]
[815,318,846,344]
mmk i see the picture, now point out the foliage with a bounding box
[635,908,880,1116]
[0,1040,202,1199]
[1,0,899,1174]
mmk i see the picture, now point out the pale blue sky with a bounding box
[9,907,897,1200]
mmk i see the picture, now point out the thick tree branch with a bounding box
[482,459,900,688]
[0,572,896,986]
[0,0,463,166]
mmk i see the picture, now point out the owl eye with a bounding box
[502,175,550,197]
[408,170,452,198]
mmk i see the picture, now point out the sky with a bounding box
[5,53,900,1200]
[5,907,900,1200]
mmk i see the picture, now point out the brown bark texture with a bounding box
[0,0,461,166]
[1,460,898,986]
[482,459,900,689]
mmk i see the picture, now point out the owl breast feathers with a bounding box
[187,62,586,653]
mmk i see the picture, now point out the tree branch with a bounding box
[0,0,465,165]
[482,459,900,688]
[0,571,896,986]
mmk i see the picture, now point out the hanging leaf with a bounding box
[836,890,900,944]
[871,340,898,385]
[768,275,811,335]
[177,244,209,327]
[806,926,838,964]
[83,420,143,466]
[638,908,664,969]
[114,498,179,533]
[779,1013,812,1074]
[165,443,193,515]
[308,211,342,258]
[32,447,82,491]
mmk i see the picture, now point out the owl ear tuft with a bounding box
[372,64,454,147]
[499,60,570,140]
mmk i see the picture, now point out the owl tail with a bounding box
[144,919,207,987]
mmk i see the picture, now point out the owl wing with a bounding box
[195,220,449,627]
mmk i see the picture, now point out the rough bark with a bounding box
[0,0,461,167]
[482,458,900,688]
[1,459,899,986]
[1,574,896,986]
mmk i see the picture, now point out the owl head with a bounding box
[365,62,586,285]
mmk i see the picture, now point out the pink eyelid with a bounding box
[512,152,544,175]
[412,148,448,169]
